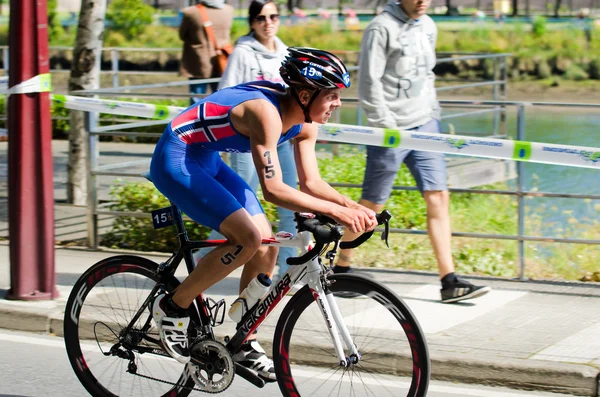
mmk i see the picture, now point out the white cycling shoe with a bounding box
[233,340,277,382]
[151,293,191,364]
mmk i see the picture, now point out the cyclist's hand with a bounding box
[357,205,377,231]
[332,206,377,234]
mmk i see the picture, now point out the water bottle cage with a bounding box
[232,297,255,328]
[205,297,226,327]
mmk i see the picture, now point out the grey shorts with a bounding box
[362,118,447,204]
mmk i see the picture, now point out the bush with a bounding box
[532,16,547,38]
[588,58,600,80]
[564,63,588,81]
[101,182,211,252]
[106,0,155,39]
[536,59,552,79]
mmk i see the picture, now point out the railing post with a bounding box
[516,104,526,280]
[3,47,8,73]
[500,56,508,137]
[86,111,99,249]
[332,103,341,157]
[111,48,119,88]
[492,57,500,136]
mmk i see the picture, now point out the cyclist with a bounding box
[149,47,377,381]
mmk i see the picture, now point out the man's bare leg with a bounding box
[424,190,454,279]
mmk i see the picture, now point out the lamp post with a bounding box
[7,0,56,300]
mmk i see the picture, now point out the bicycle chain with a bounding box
[124,335,228,394]
[129,366,218,394]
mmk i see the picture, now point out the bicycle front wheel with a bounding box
[273,274,430,397]
[63,255,195,397]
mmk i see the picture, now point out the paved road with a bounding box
[0,329,576,397]
[0,245,599,396]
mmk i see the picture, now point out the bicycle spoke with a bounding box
[64,257,194,397]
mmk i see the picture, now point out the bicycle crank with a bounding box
[187,339,235,393]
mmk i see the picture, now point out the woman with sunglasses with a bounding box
[210,0,298,285]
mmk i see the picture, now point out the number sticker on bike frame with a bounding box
[151,207,174,229]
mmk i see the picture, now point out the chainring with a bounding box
[186,339,235,393]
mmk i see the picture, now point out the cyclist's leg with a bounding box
[211,162,278,381]
[190,151,262,259]
[209,159,277,292]
[336,145,408,269]
[195,152,260,261]
[151,144,263,302]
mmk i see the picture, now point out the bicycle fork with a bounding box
[306,267,360,367]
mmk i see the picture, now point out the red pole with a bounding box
[7,0,56,300]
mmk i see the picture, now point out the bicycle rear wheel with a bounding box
[63,255,195,397]
[273,273,430,397]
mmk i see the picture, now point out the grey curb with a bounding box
[1,307,597,396]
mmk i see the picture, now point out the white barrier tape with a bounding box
[50,94,181,120]
[318,124,600,170]
[24,93,599,169]
[0,74,52,95]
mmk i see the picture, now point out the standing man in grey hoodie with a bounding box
[203,0,298,283]
[336,0,491,303]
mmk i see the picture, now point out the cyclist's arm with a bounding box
[294,123,362,210]
[243,101,349,217]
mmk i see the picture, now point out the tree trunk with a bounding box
[512,0,518,16]
[554,0,562,16]
[67,0,106,205]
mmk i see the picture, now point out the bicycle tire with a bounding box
[63,255,196,397]
[273,273,430,397]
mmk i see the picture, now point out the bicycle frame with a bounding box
[225,231,360,366]
[152,205,359,366]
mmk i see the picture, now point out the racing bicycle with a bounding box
[64,194,430,397]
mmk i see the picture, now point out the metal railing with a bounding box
[43,51,599,279]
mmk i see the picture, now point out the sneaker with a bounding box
[151,293,191,364]
[441,278,491,303]
[233,340,276,382]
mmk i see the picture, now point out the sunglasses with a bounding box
[254,14,280,23]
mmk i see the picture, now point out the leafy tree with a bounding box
[106,0,155,39]
[47,0,64,41]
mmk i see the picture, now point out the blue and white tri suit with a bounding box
[150,81,302,231]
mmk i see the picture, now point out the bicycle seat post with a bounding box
[169,202,188,245]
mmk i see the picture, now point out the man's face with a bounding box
[307,89,342,124]
[399,0,431,19]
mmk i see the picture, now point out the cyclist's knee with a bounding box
[226,227,262,254]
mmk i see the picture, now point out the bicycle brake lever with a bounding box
[325,239,340,267]
[381,218,390,248]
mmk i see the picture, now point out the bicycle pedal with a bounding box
[205,297,226,327]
